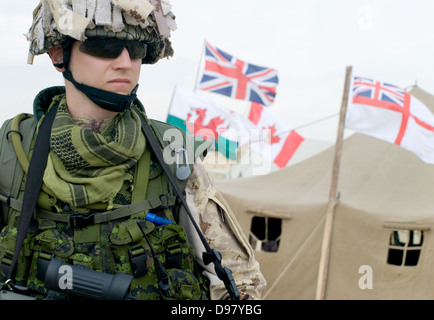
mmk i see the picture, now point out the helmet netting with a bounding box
[26,0,176,64]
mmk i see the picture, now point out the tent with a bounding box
[213,85,434,299]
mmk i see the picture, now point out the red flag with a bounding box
[248,102,304,168]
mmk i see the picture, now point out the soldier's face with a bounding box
[69,40,142,96]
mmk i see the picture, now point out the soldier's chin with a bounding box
[106,82,134,95]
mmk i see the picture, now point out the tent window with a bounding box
[387,230,424,267]
[249,216,282,252]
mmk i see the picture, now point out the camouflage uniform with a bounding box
[181,159,266,300]
[0,90,266,300]
[0,0,267,300]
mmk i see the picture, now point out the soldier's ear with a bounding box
[48,45,65,72]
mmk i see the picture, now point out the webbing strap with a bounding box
[10,114,33,174]
[133,108,240,300]
[10,114,54,198]
[35,194,177,225]
[6,105,58,281]
[0,193,21,212]
[132,149,151,204]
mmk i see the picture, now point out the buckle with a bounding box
[0,191,10,206]
[36,250,54,281]
[69,212,95,228]
[159,194,170,209]
[203,249,222,266]
[128,245,148,277]
[0,253,13,280]
[165,243,182,269]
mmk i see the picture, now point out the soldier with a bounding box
[0,0,266,300]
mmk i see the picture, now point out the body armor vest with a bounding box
[0,87,213,300]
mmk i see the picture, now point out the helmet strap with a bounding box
[62,69,138,113]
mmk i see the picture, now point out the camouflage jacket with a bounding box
[0,87,266,300]
[181,159,267,300]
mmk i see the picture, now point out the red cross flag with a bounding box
[346,76,434,164]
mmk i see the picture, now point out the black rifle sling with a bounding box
[134,109,240,300]
[6,105,58,282]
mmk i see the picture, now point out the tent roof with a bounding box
[213,84,434,300]
[215,132,434,220]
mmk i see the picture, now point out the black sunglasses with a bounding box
[79,38,148,60]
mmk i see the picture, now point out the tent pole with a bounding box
[315,65,352,300]
[193,40,206,92]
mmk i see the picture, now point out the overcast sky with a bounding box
[1,0,434,142]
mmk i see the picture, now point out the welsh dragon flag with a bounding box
[167,86,256,160]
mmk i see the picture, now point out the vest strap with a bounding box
[0,192,21,212]
[34,194,177,227]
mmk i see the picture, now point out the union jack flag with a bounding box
[197,40,279,106]
[351,76,407,109]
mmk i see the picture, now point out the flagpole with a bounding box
[193,40,206,92]
[165,85,177,122]
[315,65,352,300]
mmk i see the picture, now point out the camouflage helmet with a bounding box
[26,0,176,65]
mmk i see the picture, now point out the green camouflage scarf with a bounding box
[42,97,145,209]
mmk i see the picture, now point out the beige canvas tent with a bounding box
[214,85,434,299]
